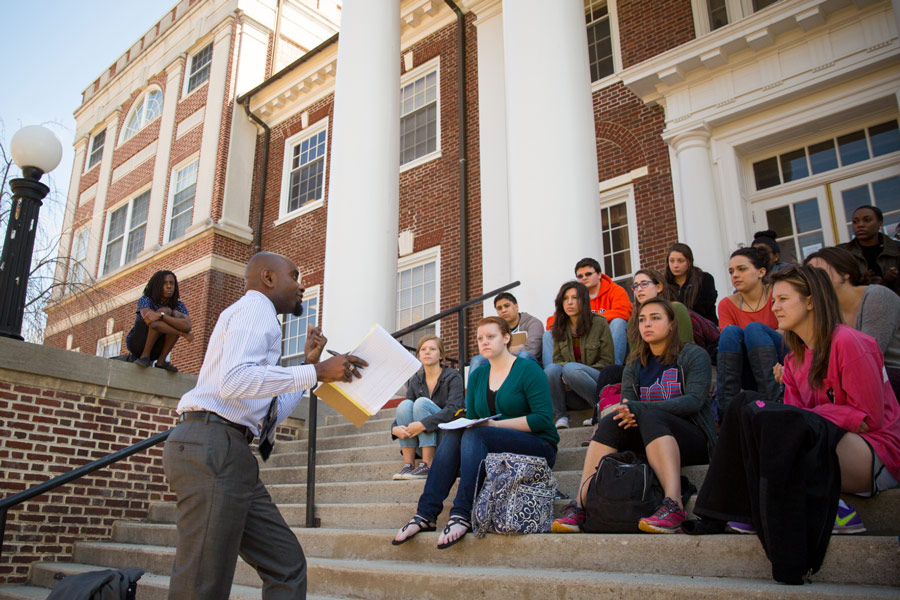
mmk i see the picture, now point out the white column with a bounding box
[145,59,183,250]
[669,127,730,297]
[468,0,511,317]
[322,0,400,351]
[502,0,600,318]
[189,20,233,234]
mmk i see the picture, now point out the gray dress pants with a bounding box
[163,418,307,599]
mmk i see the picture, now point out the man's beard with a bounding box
[292,301,304,317]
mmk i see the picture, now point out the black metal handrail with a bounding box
[0,280,521,554]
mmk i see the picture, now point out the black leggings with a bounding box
[592,408,709,466]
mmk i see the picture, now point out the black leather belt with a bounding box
[178,411,254,443]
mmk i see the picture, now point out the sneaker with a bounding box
[392,464,414,480]
[555,417,569,429]
[638,497,686,533]
[404,462,430,480]
[726,521,756,534]
[833,499,866,534]
[581,435,593,447]
[552,501,585,533]
[134,357,153,368]
[582,417,594,426]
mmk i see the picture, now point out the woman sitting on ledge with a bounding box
[392,316,558,549]
[125,270,192,372]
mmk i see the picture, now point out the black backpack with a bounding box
[582,451,695,533]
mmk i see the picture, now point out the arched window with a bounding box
[121,88,162,142]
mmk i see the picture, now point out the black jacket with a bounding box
[46,568,143,600]
[391,366,465,434]
[674,271,718,325]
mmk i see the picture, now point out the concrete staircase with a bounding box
[2,407,900,599]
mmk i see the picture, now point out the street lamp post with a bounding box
[0,126,62,340]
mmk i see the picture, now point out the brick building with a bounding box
[45,0,900,373]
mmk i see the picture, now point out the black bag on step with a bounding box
[582,451,695,533]
[46,567,143,600]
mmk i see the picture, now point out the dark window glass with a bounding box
[779,149,808,183]
[586,2,613,82]
[837,130,870,166]
[707,0,728,30]
[753,0,779,10]
[869,121,900,157]
[753,157,781,190]
[808,139,838,174]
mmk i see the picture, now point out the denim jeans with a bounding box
[545,362,602,420]
[718,322,784,354]
[470,350,538,373]
[415,426,557,522]
[542,330,554,368]
[608,317,628,365]
[395,397,442,448]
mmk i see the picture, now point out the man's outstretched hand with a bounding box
[303,325,327,364]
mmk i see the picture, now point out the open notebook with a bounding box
[314,324,421,427]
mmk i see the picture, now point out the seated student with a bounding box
[716,247,784,414]
[710,266,900,537]
[392,316,558,549]
[125,270,192,371]
[470,292,543,371]
[542,258,632,367]
[751,230,791,274]
[391,335,464,480]
[552,298,715,534]
[805,247,900,399]
[630,269,693,345]
[838,205,900,295]
[545,281,614,429]
[665,243,718,325]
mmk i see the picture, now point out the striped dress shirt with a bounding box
[176,290,318,436]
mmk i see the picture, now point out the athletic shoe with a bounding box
[583,418,594,426]
[404,462,430,480]
[555,417,569,429]
[392,464,414,480]
[638,497,686,533]
[833,499,866,534]
[552,501,585,533]
[726,521,756,534]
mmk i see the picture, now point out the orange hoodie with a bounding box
[545,274,633,329]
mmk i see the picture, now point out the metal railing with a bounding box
[0,280,520,553]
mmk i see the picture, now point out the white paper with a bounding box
[438,414,502,430]
[317,324,421,415]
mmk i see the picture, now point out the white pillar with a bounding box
[322,0,400,351]
[146,59,183,249]
[469,0,511,317]
[502,0,600,319]
[669,127,730,298]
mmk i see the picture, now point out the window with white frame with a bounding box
[282,124,327,217]
[187,43,213,94]
[693,0,781,34]
[96,332,122,358]
[281,286,320,367]
[400,63,439,167]
[168,160,198,242]
[396,248,439,349]
[87,129,105,169]
[102,190,150,274]
[585,0,615,82]
[598,185,639,287]
[68,228,90,290]
[121,89,162,141]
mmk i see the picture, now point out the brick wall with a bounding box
[0,338,301,585]
[618,0,696,68]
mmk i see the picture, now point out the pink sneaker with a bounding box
[551,501,585,533]
[638,497,686,533]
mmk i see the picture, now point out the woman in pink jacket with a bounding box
[771,265,900,530]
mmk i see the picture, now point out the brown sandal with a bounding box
[392,514,435,546]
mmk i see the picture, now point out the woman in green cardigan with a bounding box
[392,316,559,549]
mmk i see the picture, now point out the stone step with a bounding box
[108,523,900,587]
[8,562,346,600]
[297,416,397,439]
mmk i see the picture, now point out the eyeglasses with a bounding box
[630,281,655,290]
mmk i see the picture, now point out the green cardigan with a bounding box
[466,357,559,448]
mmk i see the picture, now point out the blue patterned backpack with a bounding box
[472,452,558,537]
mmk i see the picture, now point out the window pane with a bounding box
[779,149,808,182]
[792,198,821,234]
[188,44,213,92]
[708,0,728,30]
[841,185,872,220]
[753,157,780,190]
[586,17,613,82]
[145,91,162,123]
[870,121,900,157]
[808,139,838,175]
[125,225,145,263]
[837,130,870,166]
[88,130,105,168]
[753,0,779,10]
[797,232,824,260]
[765,206,793,239]
[124,99,143,139]
[104,238,123,273]
[872,176,900,216]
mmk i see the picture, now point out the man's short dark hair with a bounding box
[574,258,601,274]
[493,292,518,307]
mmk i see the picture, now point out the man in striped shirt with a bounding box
[163,252,365,600]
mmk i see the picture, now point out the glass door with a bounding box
[751,187,834,265]
[830,165,900,243]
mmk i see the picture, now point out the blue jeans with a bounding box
[545,362,602,420]
[415,426,557,521]
[542,330,554,368]
[395,398,442,448]
[718,322,784,354]
[608,318,627,365]
[470,350,538,373]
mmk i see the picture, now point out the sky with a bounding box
[0,1,166,231]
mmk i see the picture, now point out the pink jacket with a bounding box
[783,325,900,480]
